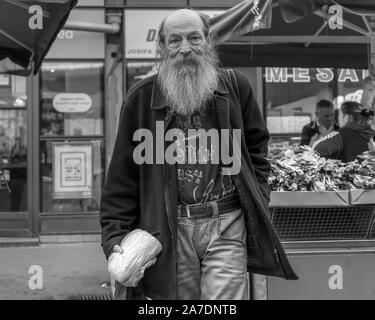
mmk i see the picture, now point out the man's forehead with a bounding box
[318,107,334,114]
[163,9,205,35]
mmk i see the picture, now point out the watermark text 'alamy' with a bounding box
[132,121,242,176]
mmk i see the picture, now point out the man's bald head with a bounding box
[157,9,211,48]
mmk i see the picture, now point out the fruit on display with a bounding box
[268,146,375,191]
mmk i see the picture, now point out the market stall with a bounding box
[265,147,375,299]
[215,0,375,300]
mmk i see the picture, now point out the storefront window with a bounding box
[0,75,27,212]
[40,62,105,213]
[264,67,334,153]
[40,62,104,137]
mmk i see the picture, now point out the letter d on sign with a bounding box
[328,265,343,290]
[28,265,43,290]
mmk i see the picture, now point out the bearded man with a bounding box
[100,9,297,300]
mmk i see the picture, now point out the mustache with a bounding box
[170,53,203,68]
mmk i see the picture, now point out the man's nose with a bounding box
[180,47,192,56]
[179,40,192,56]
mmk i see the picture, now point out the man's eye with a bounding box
[169,39,180,45]
[190,36,202,43]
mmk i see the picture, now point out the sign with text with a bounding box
[124,10,224,59]
[53,143,93,199]
[53,93,93,113]
[265,68,369,84]
[47,9,105,59]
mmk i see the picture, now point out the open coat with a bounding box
[100,68,298,300]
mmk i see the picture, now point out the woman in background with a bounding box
[312,101,374,162]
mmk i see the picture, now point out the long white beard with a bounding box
[158,46,219,116]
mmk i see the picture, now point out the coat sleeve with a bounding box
[300,125,311,146]
[233,70,271,200]
[100,98,140,259]
[312,131,343,160]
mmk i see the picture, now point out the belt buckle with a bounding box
[207,201,219,217]
[186,205,191,218]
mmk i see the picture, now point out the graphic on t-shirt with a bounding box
[172,107,236,204]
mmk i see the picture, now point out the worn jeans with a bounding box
[176,207,248,300]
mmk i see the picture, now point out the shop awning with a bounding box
[0,0,77,76]
[219,43,368,68]
[279,0,375,23]
[218,0,375,69]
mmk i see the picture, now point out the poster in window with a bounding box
[53,143,93,199]
[0,75,10,87]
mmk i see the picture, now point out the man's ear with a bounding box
[156,41,165,59]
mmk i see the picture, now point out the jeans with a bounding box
[176,207,248,300]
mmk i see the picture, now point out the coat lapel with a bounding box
[149,77,177,247]
[212,72,231,130]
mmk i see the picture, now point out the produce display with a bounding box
[268,146,375,191]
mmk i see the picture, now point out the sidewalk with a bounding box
[0,242,111,300]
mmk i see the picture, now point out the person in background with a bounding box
[10,137,27,162]
[312,101,375,162]
[0,125,11,161]
[300,99,339,147]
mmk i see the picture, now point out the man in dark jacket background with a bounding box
[300,99,339,147]
[100,8,297,300]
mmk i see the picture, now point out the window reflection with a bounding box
[0,76,27,212]
[264,67,334,154]
[336,69,368,127]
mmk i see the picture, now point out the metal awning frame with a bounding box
[63,21,120,34]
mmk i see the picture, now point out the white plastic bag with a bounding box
[369,137,375,152]
[108,229,162,287]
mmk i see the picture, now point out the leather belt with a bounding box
[177,194,241,219]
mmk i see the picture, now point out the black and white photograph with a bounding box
[1,0,375,309]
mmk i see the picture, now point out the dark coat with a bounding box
[100,68,298,300]
[313,122,375,162]
[300,120,340,146]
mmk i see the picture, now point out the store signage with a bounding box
[53,143,93,200]
[57,30,74,40]
[124,10,224,59]
[46,9,105,59]
[265,68,369,83]
[52,93,93,113]
[334,89,363,107]
[76,0,104,6]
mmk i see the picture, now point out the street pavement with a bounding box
[0,242,111,300]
